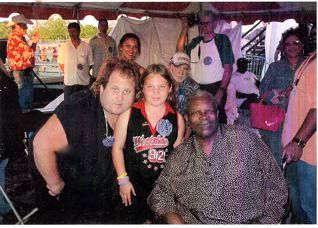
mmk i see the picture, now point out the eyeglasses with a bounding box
[284,40,302,47]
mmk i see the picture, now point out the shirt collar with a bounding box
[97,33,108,39]
[133,100,175,118]
[192,125,222,159]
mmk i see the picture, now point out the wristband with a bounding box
[292,137,306,149]
[117,172,128,180]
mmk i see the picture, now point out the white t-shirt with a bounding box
[58,40,94,86]
[229,71,259,107]
[190,40,224,84]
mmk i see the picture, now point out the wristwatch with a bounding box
[292,137,306,149]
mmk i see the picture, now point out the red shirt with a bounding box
[7,30,35,71]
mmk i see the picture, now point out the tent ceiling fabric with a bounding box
[0,2,315,24]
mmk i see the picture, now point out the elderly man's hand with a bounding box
[282,142,303,164]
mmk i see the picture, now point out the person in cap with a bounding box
[6,14,39,112]
[168,52,199,116]
[225,58,259,127]
[89,19,117,82]
[176,11,234,123]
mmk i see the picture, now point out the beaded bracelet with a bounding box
[118,180,130,186]
[118,176,129,183]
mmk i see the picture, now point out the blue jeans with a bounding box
[260,125,283,167]
[287,160,316,224]
[13,69,35,111]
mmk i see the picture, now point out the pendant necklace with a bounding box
[102,112,115,147]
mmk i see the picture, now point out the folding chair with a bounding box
[0,185,38,224]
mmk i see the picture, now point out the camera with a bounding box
[187,13,199,27]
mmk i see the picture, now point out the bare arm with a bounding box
[176,17,189,52]
[33,114,68,196]
[173,112,185,147]
[215,64,233,106]
[282,108,316,163]
[112,108,135,206]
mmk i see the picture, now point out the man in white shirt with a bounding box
[58,22,94,98]
[226,58,259,127]
[176,11,234,123]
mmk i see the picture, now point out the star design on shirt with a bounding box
[143,153,147,158]
[147,164,152,169]
[143,159,148,164]
[154,166,158,171]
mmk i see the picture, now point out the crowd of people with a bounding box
[0,11,316,224]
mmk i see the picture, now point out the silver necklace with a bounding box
[102,111,115,147]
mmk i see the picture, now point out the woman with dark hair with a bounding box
[259,26,306,167]
[118,33,145,75]
[112,64,185,223]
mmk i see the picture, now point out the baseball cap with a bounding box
[6,14,33,27]
[170,52,190,66]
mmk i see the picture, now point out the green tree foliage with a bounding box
[31,16,69,41]
[0,22,11,39]
[80,24,97,39]
[32,16,98,41]
[0,15,97,41]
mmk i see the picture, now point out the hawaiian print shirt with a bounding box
[176,76,200,115]
[7,30,35,71]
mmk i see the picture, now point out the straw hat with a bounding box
[6,14,33,27]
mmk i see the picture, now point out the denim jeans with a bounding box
[12,69,35,111]
[287,160,316,224]
[260,125,283,167]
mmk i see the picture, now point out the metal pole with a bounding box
[0,185,24,224]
